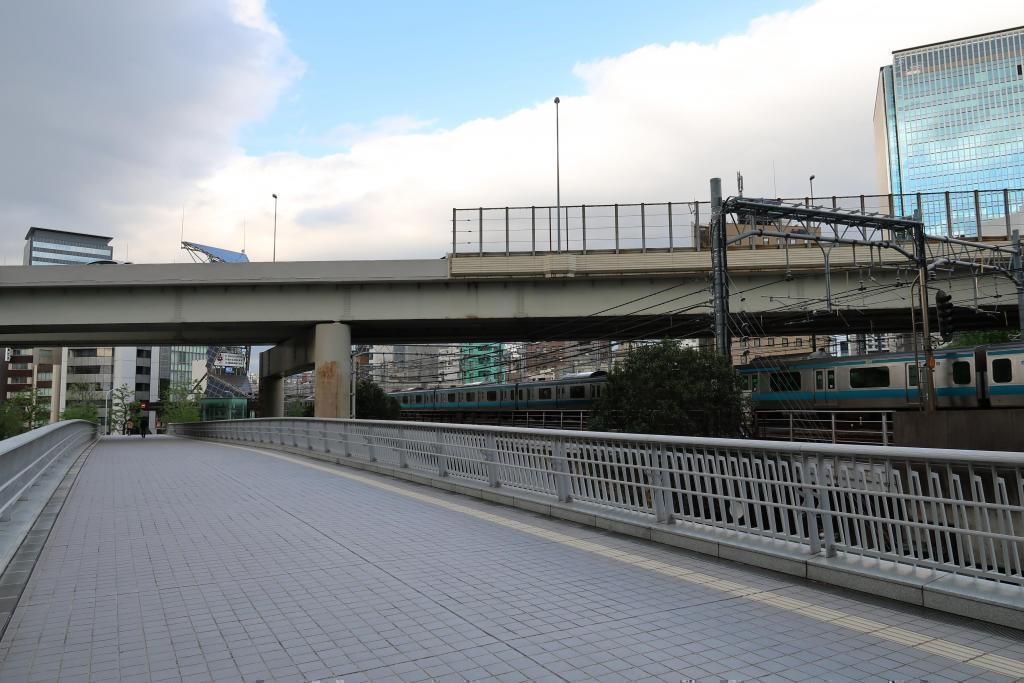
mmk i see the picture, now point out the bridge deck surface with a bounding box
[0,436,1022,683]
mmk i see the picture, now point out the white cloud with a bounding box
[2,1,1021,265]
[0,0,299,263]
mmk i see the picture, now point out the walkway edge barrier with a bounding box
[169,418,1024,631]
[0,420,98,575]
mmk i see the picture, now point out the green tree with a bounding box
[61,382,99,424]
[286,400,314,417]
[0,389,51,438]
[948,329,1017,347]
[588,341,748,437]
[162,382,202,425]
[356,378,400,420]
[109,384,135,434]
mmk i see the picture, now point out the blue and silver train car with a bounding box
[740,342,1024,411]
[391,371,607,413]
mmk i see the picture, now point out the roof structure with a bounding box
[181,241,250,264]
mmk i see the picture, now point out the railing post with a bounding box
[614,204,620,253]
[650,445,673,523]
[366,430,376,462]
[398,426,408,468]
[504,206,510,256]
[551,438,572,503]
[530,206,536,255]
[667,202,674,252]
[830,413,836,444]
[478,207,483,255]
[802,457,822,555]
[581,204,587,254]
[436,429,449,477]
[1004,188,1012,239]
[484,432,500,487]
[789,413,794,441]
[881,413,889,446]
[640,202,646,253]
[945,191,953,237]
[815,453,836,558]
[974,190,982,238]
[451,207,457,254]
[693,201,700,252]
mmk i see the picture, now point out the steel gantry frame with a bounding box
[709,179,1024,412]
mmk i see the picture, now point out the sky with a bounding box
[1,0,1022,265]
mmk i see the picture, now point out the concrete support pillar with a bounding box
[260,375,284,417]
[314,322,351,419]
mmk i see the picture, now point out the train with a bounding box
[390,371,608,413]
[741,342,1024,410]
[389,342,1024,419]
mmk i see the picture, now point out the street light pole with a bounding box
[272,193,278,262]
[809,175,815,204]
[554,97,561,252]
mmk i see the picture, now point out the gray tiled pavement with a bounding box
[0,435,1022,682]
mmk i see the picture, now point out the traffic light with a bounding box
[935,289,955,341]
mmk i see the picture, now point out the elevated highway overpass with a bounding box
[0,248,1015,416]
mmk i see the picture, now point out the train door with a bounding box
[975,348,990,407]
[813,368,836,407]
[904,363,920,404]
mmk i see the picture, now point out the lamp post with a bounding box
[554,97,561,252]
[808,175,816,204]
[272,193,278,262]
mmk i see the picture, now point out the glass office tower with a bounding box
[874,27,1024,235]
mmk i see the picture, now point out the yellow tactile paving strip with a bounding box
[231,443,1024,679]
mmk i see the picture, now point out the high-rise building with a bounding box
[874,27,1024,235]
[2,229,118,421]
[5,228,160,431]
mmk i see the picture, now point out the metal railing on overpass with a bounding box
[0,421,97,520]
[452,188,1024,256]
[171,418,1024,589]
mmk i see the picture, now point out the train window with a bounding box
[849,367,890,389]
[769,372,801,392]
[517,389,525,400]
[447,393,456,403]
[815,372,823,391]
[992,358,1012,383]
[539,387,553,400]
[570,385,586,399]
[952,361,972,385]
[415,395,423,404]
[827,370,835,390]
[465,392,475,401]
[486,390,497,401]
[907,365,918,387]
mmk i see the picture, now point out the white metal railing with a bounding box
[0,420,97,520]
[170,418,1024,587]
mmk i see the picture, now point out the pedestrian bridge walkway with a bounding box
[1,435,1023,682]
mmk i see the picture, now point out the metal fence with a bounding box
[171,418,1024,587]
[0,421,97,521]
[451,189,1024,256]
[754,410,894,446]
